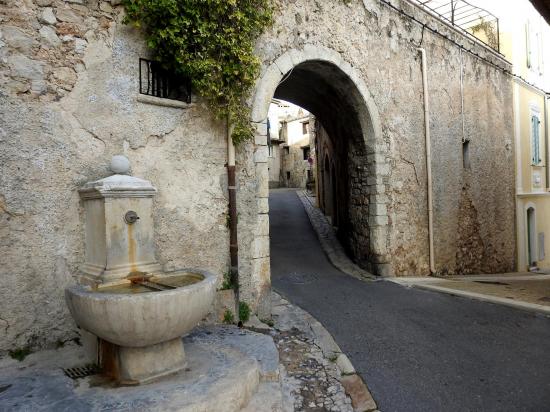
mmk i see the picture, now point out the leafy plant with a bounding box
[221,270,235,290]
[239,301,251,323]
[9,347,31,362]
[223,309,235,324]
[260,318,274,327]
[123,0,273,144]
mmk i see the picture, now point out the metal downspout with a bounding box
[418,48,436,275]
[227,121,239,310]
[545,94,549,190]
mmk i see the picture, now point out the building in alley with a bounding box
[498,1,550,271]
[267,100,315,189]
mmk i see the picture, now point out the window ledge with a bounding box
[137,94,193,109]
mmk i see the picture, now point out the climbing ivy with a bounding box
[123,0,273,144]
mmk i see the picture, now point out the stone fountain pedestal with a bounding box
[65,156,217,384]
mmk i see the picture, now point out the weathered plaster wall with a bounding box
[251,0,515,277]
[0,0,516,353]
[0,0,245,353]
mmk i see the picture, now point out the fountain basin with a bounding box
[66,269,217,348]
[65,269,217,384]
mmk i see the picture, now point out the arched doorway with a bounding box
[251,45,387,276]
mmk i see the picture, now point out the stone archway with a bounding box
[249,45,390,291]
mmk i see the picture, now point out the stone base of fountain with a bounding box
[0,326,283,412]
[101,337,187,384]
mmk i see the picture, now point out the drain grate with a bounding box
[63,364,100,380]
[538,296,550,302]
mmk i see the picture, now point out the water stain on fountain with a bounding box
[65,156,217,385]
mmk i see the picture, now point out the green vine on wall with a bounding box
[123,0,273,144]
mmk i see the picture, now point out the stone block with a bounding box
[374,262,393,277]
[251,257,270,284]
[340,374,377,412]
[2,26,36,53]
[368,214,388,227]
[370,226,388,255]
[369,202,387,216]
[274,52,294,75]
[8,54,44,80]
[255,214,270,236]
[254,145,268,163]
[252,235,270,258]
[99,2,113,13]
[288,48,305,66]
[255,133,267,146]
[253,121,267,135]
[39,8,57,25]
[55,7,83,24]
[39,26,61,46]
[257,168,269,198]
[251,64,283,122]
[336,353,356,375]
[257,197,269,214]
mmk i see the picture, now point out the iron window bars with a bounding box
[139,58,192,103]
[409,0,500,52]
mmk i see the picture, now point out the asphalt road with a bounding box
[269,189,550,412]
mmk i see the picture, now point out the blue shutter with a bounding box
[531,116,542,165]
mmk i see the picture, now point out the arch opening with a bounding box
[268,59,376,270]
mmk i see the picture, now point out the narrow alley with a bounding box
[269,189,550,412]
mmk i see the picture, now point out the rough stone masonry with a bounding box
[0,0,515,354]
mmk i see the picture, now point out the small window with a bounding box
[139,58,191,103]
[286,171,291,180]
[284,146,290,155]
[462,140,470,169]
[303,147,310,160]
[302,121,309,135]
[532,114,541,165]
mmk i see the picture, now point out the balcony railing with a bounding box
[410,0,500,52]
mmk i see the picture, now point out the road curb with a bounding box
[393,281,550,317]
[296,190,374,282]
[272,291,378,412]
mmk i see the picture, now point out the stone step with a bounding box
[0,325,283,412]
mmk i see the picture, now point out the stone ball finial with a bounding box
[110,155,130,174]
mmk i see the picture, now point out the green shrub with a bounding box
[239,301,251,323]
[221,270,235,290]
[223,309,235,324]
[9,347,31,362]
[123,0,273,144]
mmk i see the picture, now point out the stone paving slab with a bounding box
[189,325,280,382]
[270,292,377,412]
[0,326,275,412]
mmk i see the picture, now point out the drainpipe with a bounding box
[545,94,549,191]
[227,120,239,304]
[417,48,436,275]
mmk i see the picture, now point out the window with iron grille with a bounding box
[139,58,192,103]
[531,113,541,165]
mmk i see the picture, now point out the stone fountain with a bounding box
[65,156,217,384]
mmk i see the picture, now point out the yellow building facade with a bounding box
[500,2,550,270]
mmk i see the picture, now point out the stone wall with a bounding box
[0,0,516,353]
[250,0,515,277]
[0,0,261,354]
